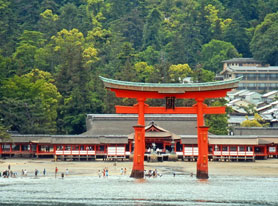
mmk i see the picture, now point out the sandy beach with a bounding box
[1,158,278,178]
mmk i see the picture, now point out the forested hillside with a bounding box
[1,0,278,135]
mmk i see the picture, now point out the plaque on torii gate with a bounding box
[100,76,242,179]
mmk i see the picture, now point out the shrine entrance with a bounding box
[100,76,241,179]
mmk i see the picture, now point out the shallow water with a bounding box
[0,174,278,206]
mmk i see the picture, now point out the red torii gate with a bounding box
[100,76,241,179]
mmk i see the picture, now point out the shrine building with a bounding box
[1,113,278,161]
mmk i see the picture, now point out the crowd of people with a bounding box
[144,169,162,178]
[0,164,69,179]
[1,163,188,179]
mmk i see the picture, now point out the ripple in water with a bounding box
[0,175,278,205]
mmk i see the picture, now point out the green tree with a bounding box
[51,28,98,95]
[58,4,92,35]
[199,39,241,73]
[114,42,137,81]
[134,61,155,82]
[12,30,46,75]
[0,69,61,134]
[51,28,100,134]
[142,8,163,50]
[165,1,202,65]
[0,54,12,82]
[241,115,262,127]
[192,68,215,83]
[168,64,192,83]
[204,4,232,40]
[205,99,229,135]
[223,20,251,57]
[250,12,278,65]
[0,0,16,55]
[109,9,144,50]
[38,9,59,39]
[138,46,160,66]
[0,122,10,141]
[241,113,269,127]
[257,0,278,21]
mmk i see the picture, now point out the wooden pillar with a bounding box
[130,98,145,178]
[197,126,209,179]
[130,125,145,178]
[196,98,209,179]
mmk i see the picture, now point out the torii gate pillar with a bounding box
[130,98,145,178]
[197,126,210,179]
[130,125,145,178]
[196,98,209,179]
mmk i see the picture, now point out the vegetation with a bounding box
[0,0,278,134]
[0,123,10,141]
[205,98,230,135]
[241,113,269,127]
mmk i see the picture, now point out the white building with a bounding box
[220,58,278,92]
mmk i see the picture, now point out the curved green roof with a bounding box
[100,76,242,93]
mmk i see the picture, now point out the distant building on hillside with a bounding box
[222,58,264,71]
[227,90,262,105]
[262,91,278,103]
[220,58,278,92]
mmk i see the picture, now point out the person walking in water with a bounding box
[105,168,108,177]
[35,169,38,177]
[55,167,58,178]
[43,168,46,176]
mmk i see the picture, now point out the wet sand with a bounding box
[1,158,278,177]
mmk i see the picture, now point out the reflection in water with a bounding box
[134,178,147,184]
[197,178,209,184]
[0,175,278,205]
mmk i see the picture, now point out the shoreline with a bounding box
[1,158,278,178]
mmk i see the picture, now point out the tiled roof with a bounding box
[100,76,242,92]
[228,66,278,71]
[222,58,261,63]
[84,114,198,136]
[262,91,278,98]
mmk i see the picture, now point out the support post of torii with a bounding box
[196,98,209,179]
[130,98,146,178]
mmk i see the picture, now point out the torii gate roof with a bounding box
[100,76,242,94]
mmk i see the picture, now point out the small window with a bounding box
[239,146,245,151]
[230,146,237,151]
